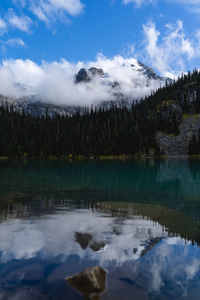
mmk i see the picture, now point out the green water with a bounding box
[1,159,200,299]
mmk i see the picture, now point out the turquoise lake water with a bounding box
[1,159,200,299]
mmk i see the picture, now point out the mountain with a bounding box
[0,95,79,118]
[1,69,200,158]
[0,60,171,117]
[74,61,171,85]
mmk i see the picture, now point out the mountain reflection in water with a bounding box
[0,159,200,299]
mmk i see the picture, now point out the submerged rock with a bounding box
[66,266,107,298]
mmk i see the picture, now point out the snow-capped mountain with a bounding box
[0,95,78,117]
[0,61,172,117]
[75,61,171,84]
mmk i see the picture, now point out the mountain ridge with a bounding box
[0,60,171,117]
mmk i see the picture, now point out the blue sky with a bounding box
[0,0,200,76]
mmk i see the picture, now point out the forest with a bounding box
[1,70,200,158]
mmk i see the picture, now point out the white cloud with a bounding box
[7,10,32,33]
[12,0,27,7]
[122,0,144,6]
[122,0,200,13]
[0,0,84,37]
[5,38,26,47]
[122,0,156,7]
[29,0,84,25]
[122,0,200,5]
[170,0,200,4]
[0,56,162,105]
[0,18,7,36]
[167,0,200,16]
[142,20,198,77]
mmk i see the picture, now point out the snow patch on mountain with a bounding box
[0,56,172,116]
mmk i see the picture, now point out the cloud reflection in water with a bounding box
[0,208,200,298]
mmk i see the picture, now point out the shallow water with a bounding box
[0,159,200,299]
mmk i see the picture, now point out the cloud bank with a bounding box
[0,55,162,106]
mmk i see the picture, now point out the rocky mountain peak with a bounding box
[88,67,104,76]
[75,68,90,83]
[137,61,162,80]
[75,67,104,83]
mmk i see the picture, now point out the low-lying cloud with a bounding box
[0,55,162,106]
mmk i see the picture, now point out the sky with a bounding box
[0,0,200,74]
[0,0,200,104]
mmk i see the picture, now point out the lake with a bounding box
[1,159,200,299]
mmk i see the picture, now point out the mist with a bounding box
[0,55,164,107]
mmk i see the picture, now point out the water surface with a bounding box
[0,159,200,299]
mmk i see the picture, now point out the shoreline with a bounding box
[1,154,200,161]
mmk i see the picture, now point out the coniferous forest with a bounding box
[1,70,200,158]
